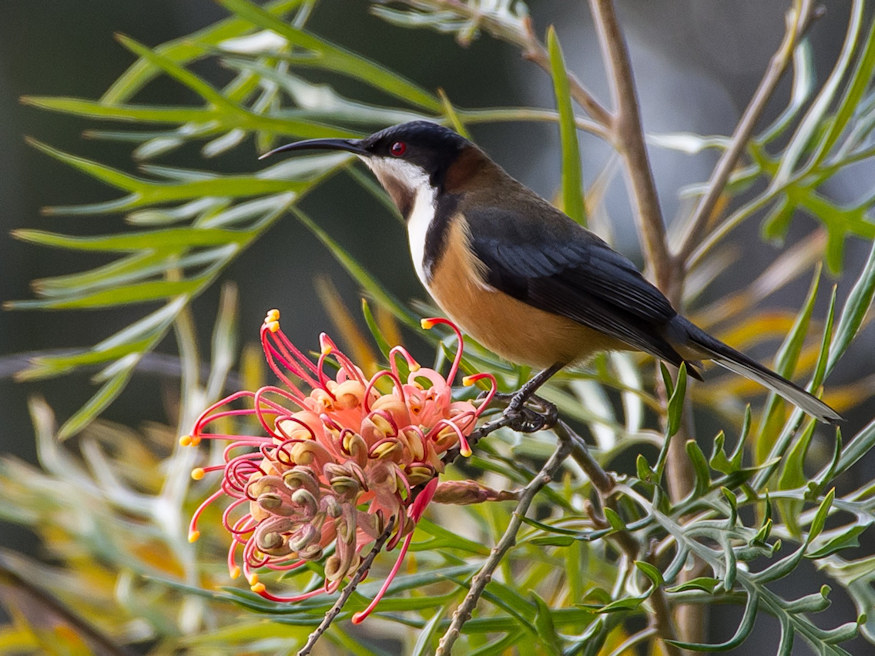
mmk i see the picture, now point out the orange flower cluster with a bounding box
[184,310,493,620]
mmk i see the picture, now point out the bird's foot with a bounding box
[483,390,558,433]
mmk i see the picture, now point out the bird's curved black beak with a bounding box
[259,137,369,160]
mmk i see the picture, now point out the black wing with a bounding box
[466,201,690,368]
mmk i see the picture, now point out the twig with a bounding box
[647,549,682,656]
[557,422,679,654]
[435,434,573,656]
[674,0,822,264]
[297,520,396,656]
[389,0,612,127]
[517,17,612,127]
[588,0,673,295]
[554,420,614,494]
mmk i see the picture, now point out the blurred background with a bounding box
[0,1,871,650]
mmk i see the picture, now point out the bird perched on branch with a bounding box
[263,120,841,426]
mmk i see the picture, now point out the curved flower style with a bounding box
[183,310,494,620]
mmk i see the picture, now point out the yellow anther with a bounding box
[265,320,280,333]
[266,309,280,321]
[248,573,259,586]
[420,318,435,330]
[372,440,401,459]
[460,443,473,458]
[462,375,475,386]
[229,565,241,580]
[188,530,200,543]
[191,468,205,481]
[179,435,193,447]
[321,343,333,356]
[250,581,266,594]
[409,362,421,372]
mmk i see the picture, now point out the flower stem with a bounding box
[297,520,396,656]
[435,434,572,655]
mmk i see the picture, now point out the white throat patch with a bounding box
[359,156,437,284]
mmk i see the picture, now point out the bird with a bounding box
[262,120,842,425]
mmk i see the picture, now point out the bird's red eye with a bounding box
[390,141,407,157]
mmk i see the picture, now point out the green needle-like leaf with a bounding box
[547,26,586,225]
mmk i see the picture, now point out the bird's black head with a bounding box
[355,121,470,182]
[262,122,475,214]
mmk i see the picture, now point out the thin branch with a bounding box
[557,421,680,655]
[388,0,612,126]
[646,549,682,656]
[555,420,614,494]
[674,0,822,264]
[435,434,573,656]
[588,0,673,295]
[297,520,396,656]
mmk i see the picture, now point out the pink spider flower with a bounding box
[183,309,494,621]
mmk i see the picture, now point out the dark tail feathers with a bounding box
[681,321,842,425]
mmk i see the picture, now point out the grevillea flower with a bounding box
[183,309,494,621]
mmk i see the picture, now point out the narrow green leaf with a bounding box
[666,577,720,594]
[411,605,448,656]
[812,428,842,492]
[346,165,403,222]
[116,33,242,112]
[635,453,654,483]
[685,440,711,497]
[468,633,525,656]
[530,593,562,656]
[722,534,738,591]
[635,561,664,587]
[772,1,865,185]
[32,251,168,295]
[752,518,773,546]
[28,138,146,192]
[667,363,688,437]
[709,432,736,474]
[360,299,393,359]
[291,207,420,329]
[756,265,821,446]
[774,265,821,378]
[777,419,817,536]
[438,88,470,139]
[216,0,441,111]
[15,338,155,381]
[808,488,836,543]
[12,279,202,310]
[721,487,738,524]
[205,282,239,401]
[58,367,135,440]
[669,591,759,651]
[530,535,576,547]
[13,227,248,253]
[659,361,674,397]
[23,95,226,124]
[806,525,870,560]
[827,236,875,375]
[102,0,305,103]
[811,14,875,168]
[547,26,586,225]
[835,418,875,477]
[811,286,837,389]
[413,518,491,555]
[602,507,625,531]
[759,40,816,144]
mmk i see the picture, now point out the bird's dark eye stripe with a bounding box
[390,141,406,156]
